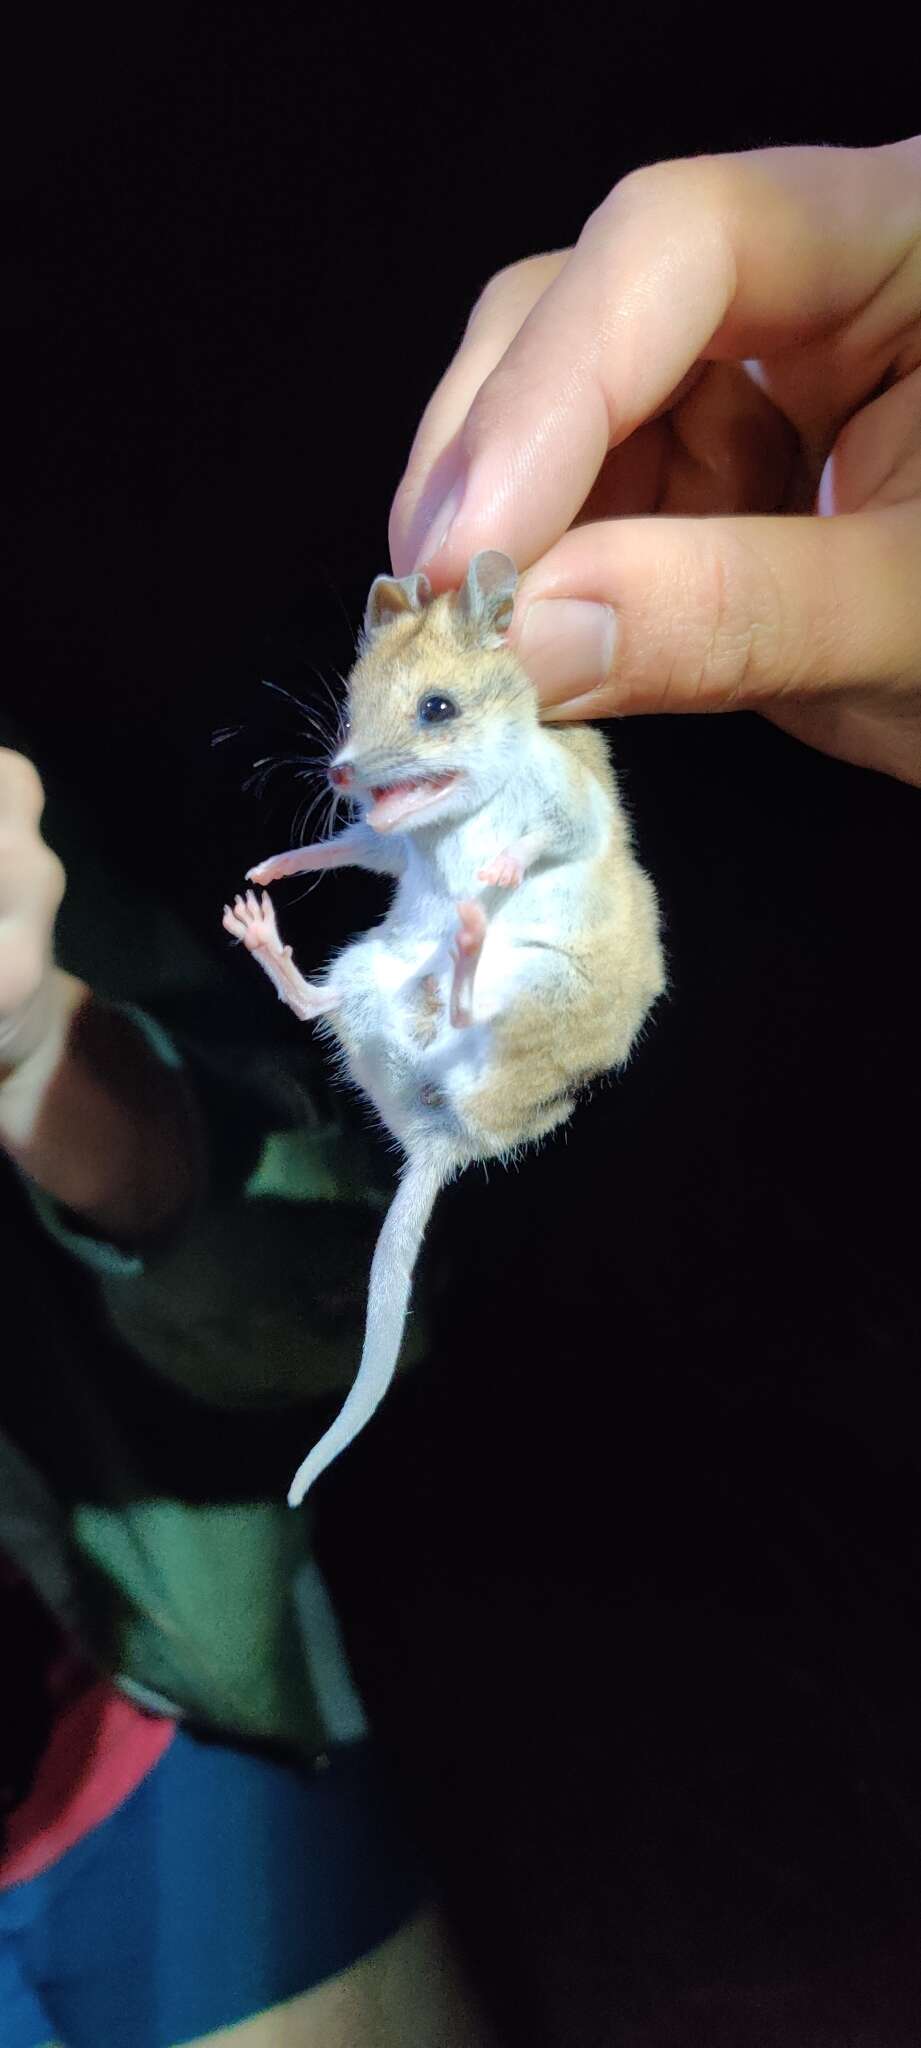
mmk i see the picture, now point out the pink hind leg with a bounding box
[449,899,488,1029]
[222,890,338,1023]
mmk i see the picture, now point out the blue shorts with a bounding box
[0,1728,429,2047]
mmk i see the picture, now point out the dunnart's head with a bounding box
[327,552,538,834]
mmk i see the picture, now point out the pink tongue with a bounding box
[368,776,454,830]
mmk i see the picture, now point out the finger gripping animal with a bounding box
[223,553,666,1507]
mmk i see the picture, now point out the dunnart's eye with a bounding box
[417,694,459,725]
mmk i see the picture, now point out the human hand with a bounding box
[390,140,921,786]
[0,747,200,1231]
[0,749,67,1076]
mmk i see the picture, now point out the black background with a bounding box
[5,8,921,2042]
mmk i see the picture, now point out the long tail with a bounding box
[288,1142,454,1507]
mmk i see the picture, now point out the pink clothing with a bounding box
[1,1563,176,1889]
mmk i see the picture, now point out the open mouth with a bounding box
[366,773,459,832]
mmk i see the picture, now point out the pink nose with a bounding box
[328,763,353,791]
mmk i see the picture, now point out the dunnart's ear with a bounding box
[363,570,433,638]
[454,551,518,648]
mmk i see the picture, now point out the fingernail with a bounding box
[817,452,836,518]
[517,599,617,704]
[411,471,467,569]
[541,689,623,721]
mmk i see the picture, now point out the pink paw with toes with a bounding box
[245,858,277,886]
[448,900,487,1029]
[478,852,524,888]
[222,889,285,955]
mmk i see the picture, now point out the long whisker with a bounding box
[311,669,345,718]
[261,677,315,718]
[302,670,347,748]
[260,671,349,767]
[300,705,337,750]
[242,749,330,808]
[261,682,331,752]
[290,779,327,842]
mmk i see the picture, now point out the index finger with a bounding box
[394,140,921,585]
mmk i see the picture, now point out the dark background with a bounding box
[5,8,921,2042]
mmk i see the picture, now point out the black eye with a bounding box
[417,693,459,726]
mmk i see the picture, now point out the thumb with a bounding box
[512,504,921,720]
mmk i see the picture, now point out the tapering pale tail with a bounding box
[288,1141,455,1507]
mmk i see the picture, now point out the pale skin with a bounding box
[0,750,499,2047]
[389,137,921,790]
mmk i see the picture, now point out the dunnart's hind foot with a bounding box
[449,899,487,1028]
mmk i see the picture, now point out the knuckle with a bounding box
[0,833,64,911]
[0,750,45,824]
[464,269,516,343]
[599,153,723,227]
[585,159,737,379]
[466,254,549,332]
